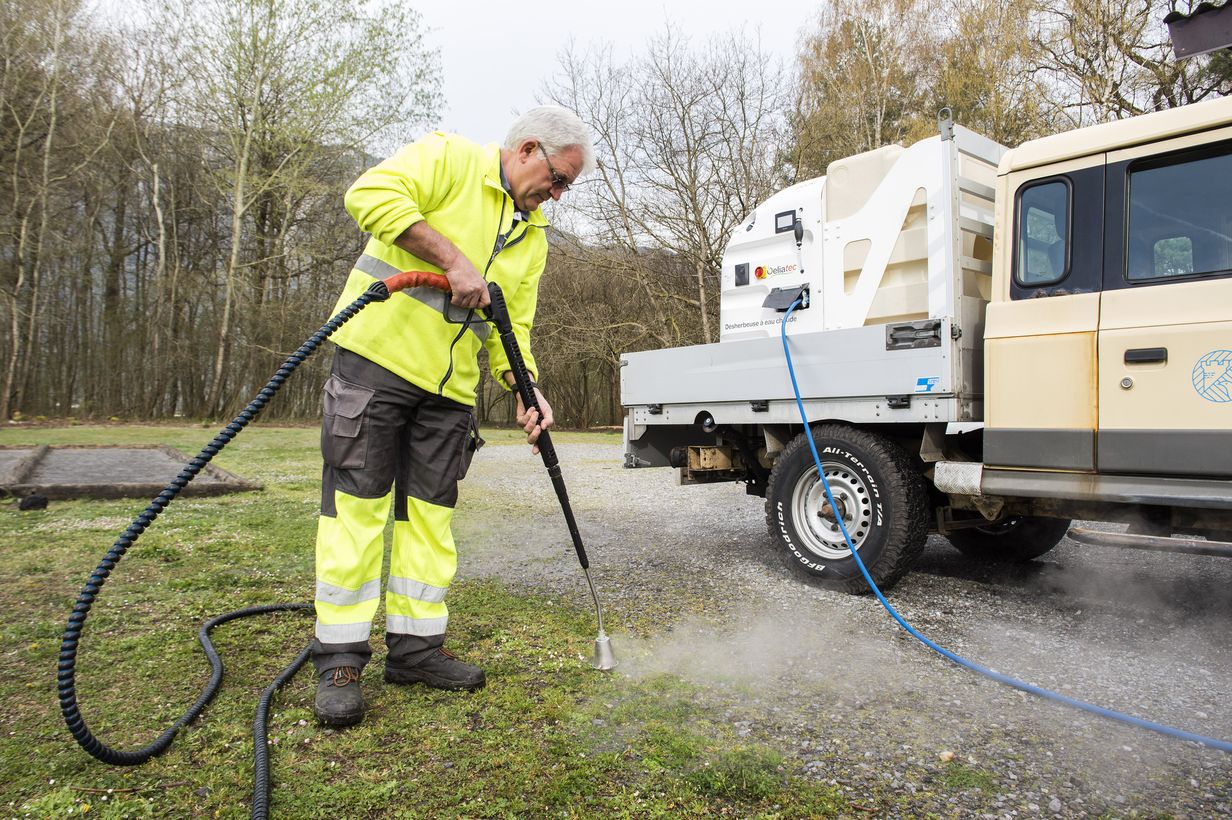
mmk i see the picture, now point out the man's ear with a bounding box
[518,139,538,160]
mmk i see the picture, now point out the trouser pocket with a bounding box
[321,374,376,469]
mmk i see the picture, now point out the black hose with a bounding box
[57,281,392,814]
[250,613,314,820]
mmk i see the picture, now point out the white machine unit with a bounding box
[622,116,1007,461]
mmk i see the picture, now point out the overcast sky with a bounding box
[416,0,820,146]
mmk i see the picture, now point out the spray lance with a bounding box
[56,269,614,818]
[482,282,616,671]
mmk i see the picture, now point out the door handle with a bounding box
[1124,347,1167,364]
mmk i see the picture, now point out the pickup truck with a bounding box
[621,100,1232,592]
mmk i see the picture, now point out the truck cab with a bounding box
[621,100,1232,593]
[983,101,1232,480]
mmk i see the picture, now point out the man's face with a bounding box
[507,139,582,212]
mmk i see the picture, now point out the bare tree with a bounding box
[792,0,940,177]
[155,0,441,416]
[0,0,439,422]
[933,0,1063,144]
[545,25,791,349]
[1033,0,1232,125]
[0,0,114,420]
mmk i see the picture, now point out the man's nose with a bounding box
[549,187,563,202]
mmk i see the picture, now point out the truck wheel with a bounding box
[766,425,927,594]
[945,516,1070,562]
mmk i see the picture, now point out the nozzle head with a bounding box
[592,633,617,671]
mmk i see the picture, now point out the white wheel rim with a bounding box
[790,462,873,560]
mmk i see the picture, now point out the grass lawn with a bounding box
[0,423,847,818]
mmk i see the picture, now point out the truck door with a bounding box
[1098,132,1232,478]
[984,158,1105,471]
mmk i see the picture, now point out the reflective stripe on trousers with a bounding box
[315,490,457,643]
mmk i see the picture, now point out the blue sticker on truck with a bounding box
[915,377,940,393]
[1192,350,1232,403]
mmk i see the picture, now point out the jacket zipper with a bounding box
[436,201,534,396]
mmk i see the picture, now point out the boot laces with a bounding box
[330,666,361,687]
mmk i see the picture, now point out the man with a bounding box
[312,106,595,727]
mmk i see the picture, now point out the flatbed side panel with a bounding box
[621,320,955,407]
[629,396,960,427]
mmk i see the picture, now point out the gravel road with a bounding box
[455,441,1232,818]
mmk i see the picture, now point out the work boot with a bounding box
[384,647,486,691]
[314,666,364,727]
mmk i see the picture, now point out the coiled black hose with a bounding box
[57,280,392,817]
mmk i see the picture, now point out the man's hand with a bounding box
[395,222,490,309]
[443,256,490,309]
[514,385,554,455]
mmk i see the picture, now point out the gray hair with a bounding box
[504,105,596,176]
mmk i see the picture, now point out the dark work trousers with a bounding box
[311,347,481,675]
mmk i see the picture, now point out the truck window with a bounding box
[1015,180,1069,286]
[1127,147,1232,282]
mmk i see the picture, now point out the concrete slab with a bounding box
[0,445,262,500]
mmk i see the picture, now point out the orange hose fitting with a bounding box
[383,270,451,293]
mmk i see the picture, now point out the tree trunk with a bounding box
[101,176,130,412]
[694,258,711,345]
[204,125,253,417]
[2,11,65,419]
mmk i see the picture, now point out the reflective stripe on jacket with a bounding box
[329,131,546,406]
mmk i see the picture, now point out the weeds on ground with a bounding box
[940,760,998,793]
[0,424,844,818]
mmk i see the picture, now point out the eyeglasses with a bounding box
[538,144,572,193]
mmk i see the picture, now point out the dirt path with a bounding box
[455,442,1232,817]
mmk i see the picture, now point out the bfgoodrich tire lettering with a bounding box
[765,425,927,594]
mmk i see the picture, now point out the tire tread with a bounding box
[765,424,928,594]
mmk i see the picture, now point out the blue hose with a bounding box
[779,298,1232,753]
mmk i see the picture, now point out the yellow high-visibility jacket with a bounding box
[329,131,546,406]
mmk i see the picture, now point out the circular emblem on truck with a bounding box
[754,266,767,280]
[1192,349,1232,403]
